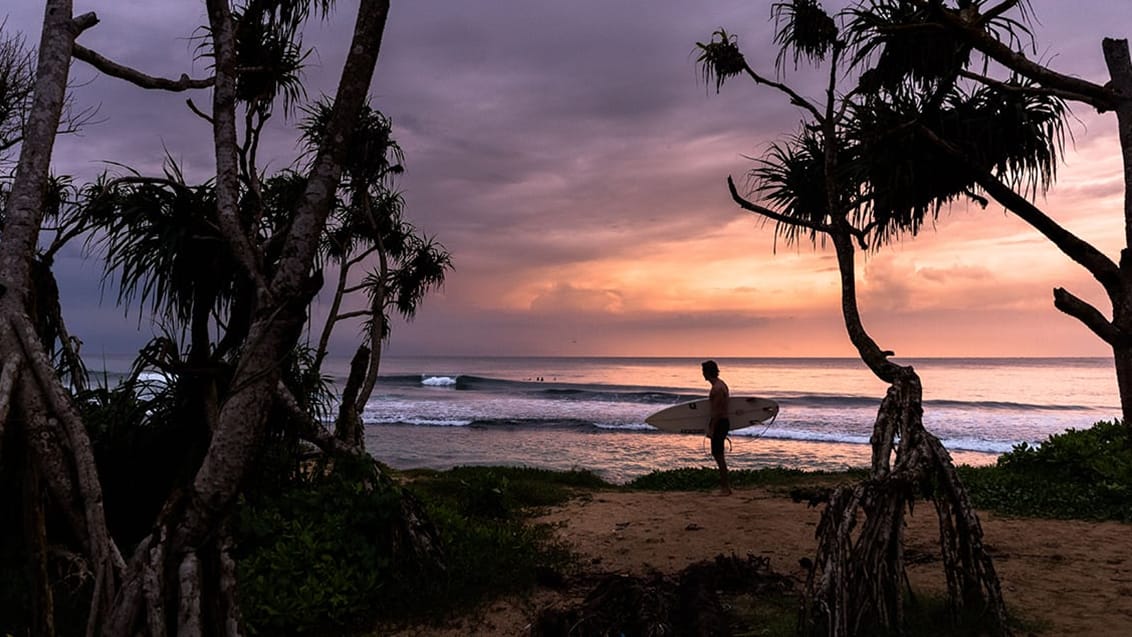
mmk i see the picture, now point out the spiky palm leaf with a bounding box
[772,0,840,69]
[696,29,747,94]
[845,0,1035,93]
[257,169,309,238]
[233,11,310,114]
[299,97,404,188]
[750,130,848,248]
[845,75,1066,247]
[240,0,336,31]
[82,168,239,328]
[391,234,452,318]
[359,231,451,343]
[195,0,328,117]
[939,79,1065,198]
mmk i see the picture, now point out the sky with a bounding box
[5,1,1131,359]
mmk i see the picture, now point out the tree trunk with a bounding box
[1102,37,1132,430]
[23,451,55,637]
[335,344,369,446]
[799,231,1009,636]
[102,2,392,631]
[1113,339,1132,429]
[0,6,125,633]
[355,238,389,416]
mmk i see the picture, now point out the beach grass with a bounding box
[402,464,611,515]
[625,465,868,492]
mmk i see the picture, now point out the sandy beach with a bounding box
[397,486,1132,636]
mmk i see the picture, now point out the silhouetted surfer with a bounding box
[702,360,731,495]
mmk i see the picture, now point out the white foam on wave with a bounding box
[732,427,1016,454]
[734,427,872,445]
[396,418,472,427]
[421,375,458,386]
[941,437,1017,454]
[595,422,655,431]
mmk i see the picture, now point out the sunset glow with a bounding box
[5,1,1129,359]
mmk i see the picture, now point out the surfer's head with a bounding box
[701,360,719,380]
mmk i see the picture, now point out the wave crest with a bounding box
[421,375,458,386]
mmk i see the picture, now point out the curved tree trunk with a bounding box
[799,231,1009,636]
[355,217,390,419]
[335,344,369,446]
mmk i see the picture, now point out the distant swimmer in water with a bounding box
[702,360,731,495]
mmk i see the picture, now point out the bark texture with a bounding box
[797,233,1008,636]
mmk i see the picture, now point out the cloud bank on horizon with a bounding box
[5,0,1130,359]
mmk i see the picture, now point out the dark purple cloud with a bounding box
[4,1,1130,358]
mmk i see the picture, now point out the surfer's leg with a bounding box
[714,452,731,495]
[711,420,732,495]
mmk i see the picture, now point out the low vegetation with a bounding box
[45,419,1112,635]
[232,462,602,634]
[5,419,1123,634]
[959,419,1132,522]
[625,465,868,491]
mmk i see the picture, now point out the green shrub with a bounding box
[233,458,404,635]
[960,420,1132,521]
[997,419,1132,482]
[235,462,589,634]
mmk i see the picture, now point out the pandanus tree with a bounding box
[302,99,452,446]
[840,0,1132,430]
[0,0,449,633]
[697,1,1066,633]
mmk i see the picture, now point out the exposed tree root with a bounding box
[799,368,1009,636]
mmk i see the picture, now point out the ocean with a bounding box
[340,356,1122,484]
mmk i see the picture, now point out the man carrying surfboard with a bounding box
[702,360,731,495]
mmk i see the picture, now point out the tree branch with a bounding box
[270,0,391,299]
[275,381,367,459]
[334,309,371,321]
[314,251,351,370]
[205,0,271,298]
[342,283,371,294]
[73,44,213,91]
[9,313,126,574]
[727,176,832,233]
[934,6,1119,112]
[727,175,872,247]
[346,245,379,267]
[743,64,824,123]
[916,123,1124,296]
[1053,287,1122,344]
[956,68,1098,104]
[185,99,214,125]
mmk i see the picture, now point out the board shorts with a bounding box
[711,417,730,456]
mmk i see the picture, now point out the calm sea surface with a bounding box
[327,356,1121,484]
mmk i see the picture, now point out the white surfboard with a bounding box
[644,396,779,434]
